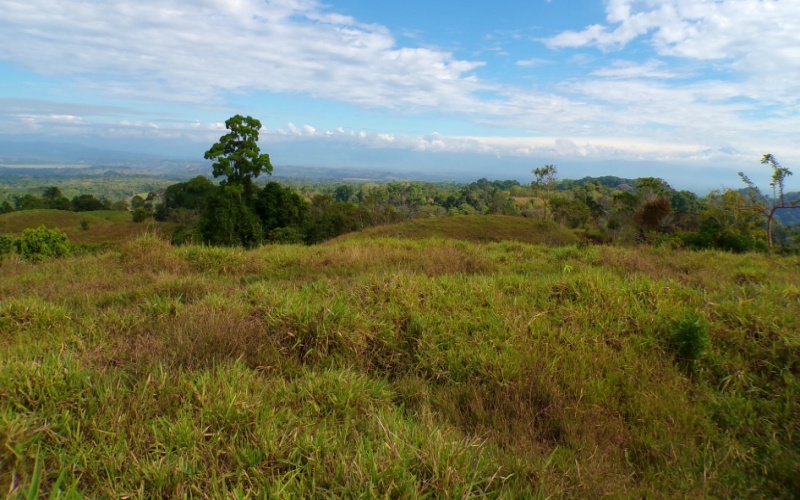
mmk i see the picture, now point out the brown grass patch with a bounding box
[340,215,580,247]
[0,209,174,245]
[120,233,190,275]
[96,308,288,375]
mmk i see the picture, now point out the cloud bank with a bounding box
[0,0,798,173]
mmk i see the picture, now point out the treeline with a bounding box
[143,170,798,253]
[158,176,530,246]
[161,113,800,253]
[4,171,800,253]
[0,187,131,214]
[3,114,797,253]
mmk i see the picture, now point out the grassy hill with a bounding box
[340,215,580,246]
[0,209,174,246]
[1,232,798,496]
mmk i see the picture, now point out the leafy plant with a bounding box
[268,226,306,244]
[667,310,710,366]
[132,206,149,223]
[0,234,14,255]
[14,225,70,261]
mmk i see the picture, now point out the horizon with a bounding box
[1,1,799,192]
[0,138,781,195]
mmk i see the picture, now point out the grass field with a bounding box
[0,221,798,497]
[0,209,174,246]
[342,215,579,246]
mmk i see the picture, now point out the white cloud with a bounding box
[544,0,800,102]
[591,59,680,79]
[0,0,488,110]
[1,1,799,170]
[48,114,83,124]
[528,0,800,163]
[515,57,550,68]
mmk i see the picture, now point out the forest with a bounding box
[2,160,799,254]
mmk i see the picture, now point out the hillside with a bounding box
[0,209,174,246]
[1,234,798,497]
[339,215,580,246]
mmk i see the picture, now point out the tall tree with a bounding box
[532,164,557,220]
[739,154,797,252]
[204,115,273,193]
[42,186,63,201]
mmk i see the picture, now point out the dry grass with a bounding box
[0,209,174,245]
[339,214,580,246]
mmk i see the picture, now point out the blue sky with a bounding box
[1,0,799,189]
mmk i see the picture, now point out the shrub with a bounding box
[680,222,766,253]
[267,226,306,244]
[132,207,149,223]
[171,225,200,246]
[0,234,14,255]
[634,197,672,231]
[153,203,169,222]
[667,310,709,367]
[71,194,106,211]
[14,226,70,261]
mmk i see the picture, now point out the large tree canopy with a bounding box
[204,115,273,188]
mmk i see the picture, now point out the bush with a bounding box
[667,310,710,369]
[680,222,766,253]
[153,203,169,222]
[132,207,150,223]
[14,226,70,261]
[634,197,671,231]
[0,234,14,255]
[171,225,200,246]
[267,226,306,244]
[71,194,106,211]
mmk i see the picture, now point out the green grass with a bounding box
[1,233,798,497]
[340,215,580,246]
[0,209,174,246]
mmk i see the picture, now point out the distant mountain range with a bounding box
[0,140,168,165]
[0,140,460,182]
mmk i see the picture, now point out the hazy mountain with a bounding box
[0,140,167,165]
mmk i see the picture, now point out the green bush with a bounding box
[267,226,306,244]
[132,207,149,223]
[667,310,710,367]
[14,226,70,261]
[171,225,201,246]
[681,221,766,253]
[0,234,14,255]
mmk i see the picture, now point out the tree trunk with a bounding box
[767,206,800,253]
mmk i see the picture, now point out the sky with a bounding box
[1,0,799,190]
